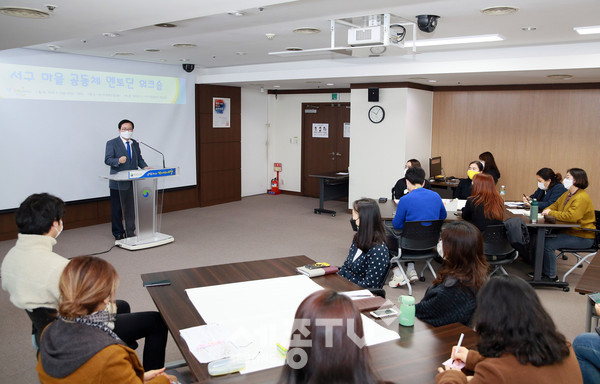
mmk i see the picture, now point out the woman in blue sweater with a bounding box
[523,167,567,210]
[338,198,389,289]
[416,221,489,327]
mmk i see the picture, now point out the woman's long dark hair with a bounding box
[479,151,501,179]
[278,290,383,384]
[536,168,562,190]
[474,275,570,366]
[353,198,387,253]
[433,221,488,290]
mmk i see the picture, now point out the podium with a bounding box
[104,167,178,250]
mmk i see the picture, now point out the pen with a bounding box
[523,194,530,202]
[452,333,464,364]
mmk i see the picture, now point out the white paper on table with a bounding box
[180,323,238,363]
[184,275,401,374]
[508,209,529,215]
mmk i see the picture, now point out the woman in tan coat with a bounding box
[37,256,175,384]
[436,275,582,384]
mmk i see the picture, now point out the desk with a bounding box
[309,172,349,216]
[378,199,578,291]
[575,252,600,331]
[142,255,477,383]
[430,180,459,199]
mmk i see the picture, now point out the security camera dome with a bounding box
[416,15,440,33]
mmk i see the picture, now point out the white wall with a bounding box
[348,88,433,208]
[241,88,269,196]
[267,92,351,192]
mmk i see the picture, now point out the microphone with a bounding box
[139,141,166,168]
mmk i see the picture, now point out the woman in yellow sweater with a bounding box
[540,168,595,281]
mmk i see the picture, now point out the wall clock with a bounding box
[368,105,385,123]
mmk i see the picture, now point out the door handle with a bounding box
[328,152,336,156]
[335,152,342,156]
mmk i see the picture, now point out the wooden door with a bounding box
[301,102,350,197]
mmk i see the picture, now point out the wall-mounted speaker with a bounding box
[368,87,379,102]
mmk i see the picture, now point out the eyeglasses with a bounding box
[120,127,133,131]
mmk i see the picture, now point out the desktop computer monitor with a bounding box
[429,156,443,179]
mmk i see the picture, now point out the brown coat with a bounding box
[37,344,170,384]
[436,345,582,384]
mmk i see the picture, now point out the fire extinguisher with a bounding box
[271,178,279,194]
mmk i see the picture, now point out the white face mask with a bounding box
[120,130,133,140]
[537,181,547,191]
[479,160,485,168]
[437,239,444,258]
[54,220,63,239]
[563,178,574,190]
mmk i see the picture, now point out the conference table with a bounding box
[378,199,579,291]
[308,172,349,216]
[142,255,477,383]
[429,179,459,199]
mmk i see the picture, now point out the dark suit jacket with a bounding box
[104,137,148,190]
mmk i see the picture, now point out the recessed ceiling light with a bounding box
[179,58,190,62]
[293,27,321,34]
[227,10,246,16]
[145,48,160,52]
[235,52,247,55]
[574,25,600,35]
[404,34,504,47]
[159,59,167,62]
[273,85,281,88]
[0,6,51,18]
[155,23,176,28]
[112,52,134,56]
[428,79,438,83]
[481,6,519,16]
[326,83,334,86]
[547,74,573,80]
[102,32,120,38]
[172,43,197,48]
[285,47,303,51]
[521,26,536,31]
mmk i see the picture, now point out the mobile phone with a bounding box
[143,279,171,287]
[370,308,398,318]
[588,292,600,304]
[378,197,388,203]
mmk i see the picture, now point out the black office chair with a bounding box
[386,219,444,296]
[368,259,391,299]
[25,307,58,350]
[556,210,600,282]
[482,225,519,276]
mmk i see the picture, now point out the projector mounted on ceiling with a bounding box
[269,13,416,57]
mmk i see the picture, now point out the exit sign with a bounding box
[331,93,339,100]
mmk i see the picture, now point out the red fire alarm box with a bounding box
[274,163,282,172]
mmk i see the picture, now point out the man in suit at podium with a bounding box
[104,119,149,240]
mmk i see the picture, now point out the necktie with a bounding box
[126,141,131,159]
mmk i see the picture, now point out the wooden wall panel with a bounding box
[432,89,600,205]
[196,84,242,207]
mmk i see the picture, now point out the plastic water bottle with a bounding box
[398,295,415,326]
[500,185,506,201]
[530,198,539,223]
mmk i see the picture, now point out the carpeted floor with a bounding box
[0,194,592,383]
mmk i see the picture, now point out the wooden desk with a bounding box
[308,172,349,216]
[430,180,459,199]
[575,252,600,331]
[141,255,477,383]
[378,199,579,291]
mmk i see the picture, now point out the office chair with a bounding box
[482,225,519,276]
[25,307,58,350]
[368,259,391,299]
[556,210,600,282]
[386,219,444,296]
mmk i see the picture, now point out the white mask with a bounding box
[120,130,133,140]
[563,178,574,190]
[437,239,444,258]
[54,220,63,239]
[479,160,485,168]
[537,181,547,191]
